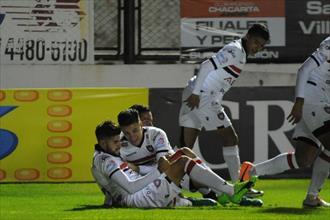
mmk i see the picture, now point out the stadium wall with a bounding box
[1,64,309,182]
[0,64,298,88]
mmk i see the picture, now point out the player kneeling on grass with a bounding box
[91,120,257,208]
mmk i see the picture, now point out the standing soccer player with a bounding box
[179,24,269,197]
[240,37,330,207]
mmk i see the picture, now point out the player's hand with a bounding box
[287,98,304,125]
[127,162,139,172]
[157,156,170,173]
[184,94,200,110]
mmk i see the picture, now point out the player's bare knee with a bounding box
[171,155,190,170]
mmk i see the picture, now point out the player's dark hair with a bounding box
[118,109,140,127]
[247,23,270,42]
[130,104,150,115]
[95,120,121,141]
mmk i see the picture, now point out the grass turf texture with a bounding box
[0,179,329,220]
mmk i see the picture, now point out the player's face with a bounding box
[103,135,121,155]
[121,122,143,146]
[140,111,153,126]
[246,35,267,55]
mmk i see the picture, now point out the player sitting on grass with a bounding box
[118,108,263,207]
[91,120,257,208]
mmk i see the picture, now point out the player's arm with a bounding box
[153,129,172,161]
[287,44,327,124]
[102,158,161,194]
[136,165,155,175]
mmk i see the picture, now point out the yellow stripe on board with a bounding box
[0,88,148,182]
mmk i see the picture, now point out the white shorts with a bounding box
[293,83,330,147]
[123,174,181,208]
[179,86,232,131]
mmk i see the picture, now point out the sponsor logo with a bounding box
[209,2,260,16]
[125,152,136,157]
[223,48,236,58]
[299,20,330,34]
[306,1,330,15]
[0,106,18,160]
[299,1,330,35]
[106,160,117,171]
[249,49,280,59]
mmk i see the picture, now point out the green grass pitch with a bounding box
[0,179,329,220]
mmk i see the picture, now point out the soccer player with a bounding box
[91,120,256,208]
[240,37,330,207]
[118,109,263,206]
[130,104,154,126]
[179,24,269,197]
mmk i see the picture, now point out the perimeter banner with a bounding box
[181,0,329,63]
[0,0,94,64]
[0,88,148,182]
[181,0,285,48]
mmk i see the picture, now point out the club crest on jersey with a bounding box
[146,145,154,152]
[324,106,330,114]
[217,112,225,120]
[157,137,165,145]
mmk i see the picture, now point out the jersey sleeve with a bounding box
[99,156,121,178]
[110,166,161,194]
[295,57,319,98]
[152,129,172,161]
[295,37,330,99]
[311,37,330,66]
[192,45,242,95]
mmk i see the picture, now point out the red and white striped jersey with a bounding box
[120,127,173,175]
[189,39,247,98]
